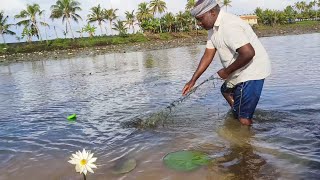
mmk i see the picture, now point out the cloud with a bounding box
[0,0,25,14]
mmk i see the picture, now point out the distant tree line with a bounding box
[0,0,236,43]
[0,0,319,44]
[255,0,320,26]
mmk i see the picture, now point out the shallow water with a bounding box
[0,33,319,180]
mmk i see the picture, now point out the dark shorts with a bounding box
[221,79,264,120]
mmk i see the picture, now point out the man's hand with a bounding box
[217,68,230,80]
[182,80,196,96]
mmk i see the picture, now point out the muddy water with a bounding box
[0,33,319,180]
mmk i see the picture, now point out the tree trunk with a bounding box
[133,25,135,34]
[67,18,75,39]
[34,22,43,41]
[105,27,108,35]
[44,25,48,44]
[99,22,103,36]
[54,26,59,39]
[159,19,162,33]
[1,33,5,44]
[110,21,113,35]
[28,35,32,43]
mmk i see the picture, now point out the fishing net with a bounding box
[121,75,222,129]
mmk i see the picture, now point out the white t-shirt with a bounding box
[206,10,271,86]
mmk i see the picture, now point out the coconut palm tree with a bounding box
[176,11,185,31]
[297,1,308,13]
[149,0,167,16]
[185,0,198,34]
[104,8,118,35]
[125,10,136,34]
[295,1,310,20]
[317,0,320,20]
[50,0,82,39]
[14,3,48,41]
[149,0,167,33]
[183,11,194,31]
[255,7,264,24]
[295,1,303,14]
[185,0,196,11]
[21,26,35,42]
[309,0,318,20]
[162,12,175,32]
[112,20,128,36]
[284,6,296,23]
[223,0,232,12]
[83,23,96,37]
[88,4,105,35]
[264,9,279,26]
[0,11,16,44]
[136,2,152,24]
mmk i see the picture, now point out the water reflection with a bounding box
[144,54,156,69]
[216,116,269,179]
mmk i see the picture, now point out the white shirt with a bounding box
[206,10,271,86]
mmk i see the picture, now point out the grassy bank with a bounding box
[0,21,319,57]
[0,31,207,56]
[253,20,320,37]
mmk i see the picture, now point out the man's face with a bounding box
[195,11,215,30]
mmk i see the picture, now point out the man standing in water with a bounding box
[182,0,271,126]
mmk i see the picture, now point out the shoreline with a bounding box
[0,23,319,63]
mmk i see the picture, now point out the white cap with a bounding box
[191,0,222,17]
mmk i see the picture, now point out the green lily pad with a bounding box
[163,151,210,171]
[112,158,137,174]
[67,114,77,121]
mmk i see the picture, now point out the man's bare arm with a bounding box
[182,48,216,95]
[218,43,255,79]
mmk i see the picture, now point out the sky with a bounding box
[0,0,314,43]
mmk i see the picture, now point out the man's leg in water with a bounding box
[222,92,252,126]
[221,83,235,108]
[221,80,264,126]
[222,91,252,125]
[222,92,234,108]
[232,80,265,126]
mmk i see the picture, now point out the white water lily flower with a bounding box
[68,149,97,175]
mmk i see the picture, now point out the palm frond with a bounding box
[4,29,16,35]
[73,14,82,21]
[71,15,79,23]
[40,21,49,27]
[16,19,31,26]
[14,10,28,19]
